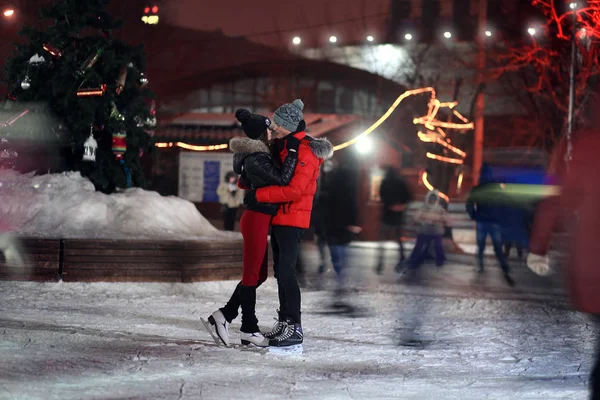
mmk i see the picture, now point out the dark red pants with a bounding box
[240,210,271,286]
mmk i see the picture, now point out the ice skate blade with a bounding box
[268,344,303,355]
[241,339,269,347]
[200,317,224,347]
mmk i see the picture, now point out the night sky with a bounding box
[164,0,390,48]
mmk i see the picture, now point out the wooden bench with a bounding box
[0,238,60,281]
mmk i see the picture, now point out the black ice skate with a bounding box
[263,313,288,340]
[269,318,303,348]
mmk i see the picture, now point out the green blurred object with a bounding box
[468,183,560,207]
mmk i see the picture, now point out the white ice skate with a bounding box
[240,331,269,347]
[206,310,230,347]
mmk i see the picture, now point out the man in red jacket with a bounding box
[249,99,332,349]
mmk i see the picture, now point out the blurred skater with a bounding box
[323,167,362,315]
[376,167,411,274]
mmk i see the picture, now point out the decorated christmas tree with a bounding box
[2,0,155,193]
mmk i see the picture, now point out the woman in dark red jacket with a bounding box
[205,109,300,348]
[528,131,600,399]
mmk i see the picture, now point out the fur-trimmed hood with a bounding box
[229,137,270,175]
[229,136,270,155]
[307,137,334,160]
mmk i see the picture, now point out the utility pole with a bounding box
[472,0,487,185]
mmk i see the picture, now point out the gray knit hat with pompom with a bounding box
[273,99,304,133]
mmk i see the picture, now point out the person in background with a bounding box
[313,161,332,275]
[527,129,600,400]
[217,171,244,231]
[504,240,524,261]
[405,190,447,269]
[376,166,412,274]
[466,164,515,287]
[323,166,362,314]
[396,190,445,347]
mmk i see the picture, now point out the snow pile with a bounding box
[0,170,241,240]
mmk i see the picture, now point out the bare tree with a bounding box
[490,0,600,152]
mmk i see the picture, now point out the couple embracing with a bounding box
[205,99,332,350]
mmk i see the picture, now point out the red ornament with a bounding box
[112,132,127,160]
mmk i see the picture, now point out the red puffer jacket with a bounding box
[255,131,332,229]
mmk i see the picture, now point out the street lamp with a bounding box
[292,36,301,45]
[329,35,338,44]
[566,2,579,164]
[355,136,373,155]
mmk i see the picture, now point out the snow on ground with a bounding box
[0,170,239,240]
[0,265,594,400]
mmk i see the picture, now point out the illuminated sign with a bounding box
[142,5,159,25]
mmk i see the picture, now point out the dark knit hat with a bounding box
[235,109,271,140]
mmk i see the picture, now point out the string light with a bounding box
[154,142,229,151]
[3,9,14,17]
[333,87,436,151]
[329,35,338,43]
[292,36,301,45]
[485,30,492,37]
[528,27,536,36]
[457,171,464,193]
[76,85,107,97]
[405,33,413,41]
[444,31,452,39]
[418,131,466,157]
[426,152,464,164]
[366,35,374,42]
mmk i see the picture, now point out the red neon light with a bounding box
[144,7,150,13]
[152,6,158,13]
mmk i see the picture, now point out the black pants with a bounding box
[592,315,600,399]
[223,207,238,231]
[271,225,303,324]
[376,223,404,273]
[220,282,264,333]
